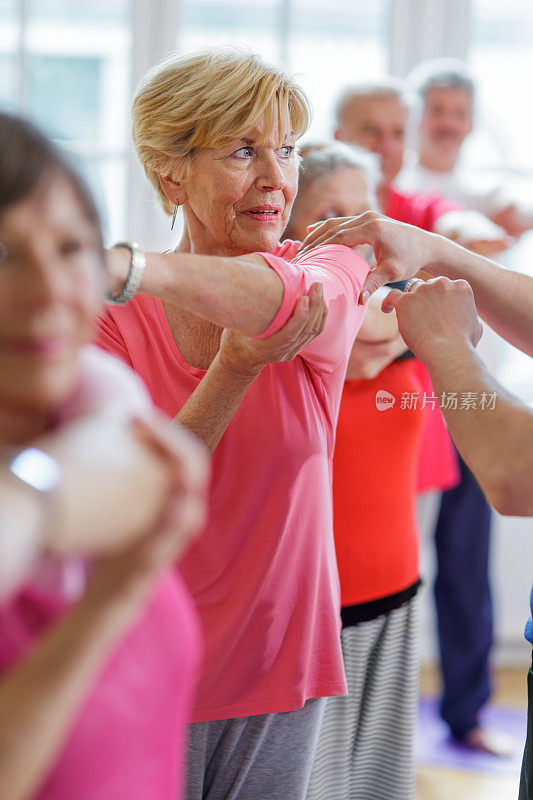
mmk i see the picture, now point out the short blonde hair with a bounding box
[132,48,312,215]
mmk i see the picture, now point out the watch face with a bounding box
[10,448,61,492]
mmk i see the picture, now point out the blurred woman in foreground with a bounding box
[0,113,207,800]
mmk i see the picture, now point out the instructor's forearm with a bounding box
[141,252,284,336]
[424,343,533,515]
[426,238,533,357]
[176,355,258,455]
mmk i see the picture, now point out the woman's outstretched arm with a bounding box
[107,248,285,337]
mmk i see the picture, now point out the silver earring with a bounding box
[171,203,179,231]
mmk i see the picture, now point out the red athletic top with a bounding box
[386,184,460,494]
[385,185,458,230]
[333,359,425,607]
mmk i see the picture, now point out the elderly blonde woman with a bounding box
[97,49,370,799]
[0,112,208,800]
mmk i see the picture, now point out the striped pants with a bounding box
[306,595,420,800]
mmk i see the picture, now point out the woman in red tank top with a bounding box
[286,143,430,800]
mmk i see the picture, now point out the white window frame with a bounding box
[388,0,470,77]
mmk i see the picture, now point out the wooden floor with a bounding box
[416,666,526,800]
[417,768,519,800]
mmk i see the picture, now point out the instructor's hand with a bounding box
[382,278,483,365]
[300,211,445,305]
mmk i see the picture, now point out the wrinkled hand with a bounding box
[218,282,328,376]
[300,211,441,304]
[382,278,483,366]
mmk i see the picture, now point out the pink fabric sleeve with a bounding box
[258,244,370,374]
[253,255,306,339]
[95,311,135,368]
[58,346,153,424]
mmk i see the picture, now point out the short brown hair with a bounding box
[0,112,102,242]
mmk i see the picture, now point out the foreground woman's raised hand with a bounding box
[0,410,208,599]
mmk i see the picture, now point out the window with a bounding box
[2,0,390,246]
[468,0,533,171]
[178,0,389,139]
[0,0,19,110]
[468,0,533,403]
[289,0,389,139]
[178,0,280,63]
[0,0,132,243]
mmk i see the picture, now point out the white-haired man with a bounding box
[400,57,533,238]
[334,78,508,252]
[334,80,510,755]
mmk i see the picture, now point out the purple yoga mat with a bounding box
[418,696,527,776]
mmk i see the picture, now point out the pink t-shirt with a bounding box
[96,242,370,722]
[0,347,201,800]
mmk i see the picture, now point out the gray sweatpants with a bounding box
[185,698,326,800]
